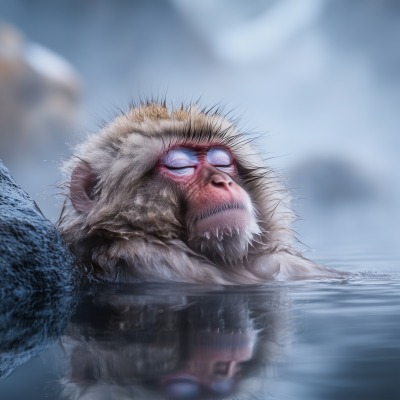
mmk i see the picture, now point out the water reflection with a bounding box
[2,280,400,399]
[0,289,76,379]
[59,285,290,400]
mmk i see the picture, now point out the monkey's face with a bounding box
[158,145,261,262]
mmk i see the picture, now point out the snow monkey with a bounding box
[57,101,346,284]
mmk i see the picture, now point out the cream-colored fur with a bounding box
[57,102,346,283]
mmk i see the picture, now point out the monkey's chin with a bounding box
[189,209,261,264]
[195,209,255,236]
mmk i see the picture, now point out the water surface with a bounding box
[1,273,399,400]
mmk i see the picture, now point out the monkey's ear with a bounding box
[70,161,96,212]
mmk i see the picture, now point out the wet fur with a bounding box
[57,101,344,284]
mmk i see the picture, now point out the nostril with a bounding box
[211,180,224,187]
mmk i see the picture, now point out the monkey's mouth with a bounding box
[195,202,248,222]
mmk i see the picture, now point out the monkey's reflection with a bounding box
[60,288,289,399]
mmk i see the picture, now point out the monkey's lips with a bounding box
[194,202,253,233]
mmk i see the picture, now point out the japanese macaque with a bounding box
[57,101,346,284]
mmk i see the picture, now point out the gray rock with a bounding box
[0,158,80,293]
[0,290,77,379]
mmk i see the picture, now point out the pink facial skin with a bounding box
[158,145,254,234]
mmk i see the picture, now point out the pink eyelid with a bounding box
[207,148,232,166]
[162,148,197,168]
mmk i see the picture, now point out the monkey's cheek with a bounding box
[195,209,255,235]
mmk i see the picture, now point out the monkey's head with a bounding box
[58,102,294,281]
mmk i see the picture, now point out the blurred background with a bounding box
[0,0,399,268]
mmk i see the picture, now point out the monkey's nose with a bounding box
[210,173,233,189]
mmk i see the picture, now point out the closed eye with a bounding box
[215,165,235,173]
[163,148,197,168]
[166,166,195,176]
[207,147,232,167]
